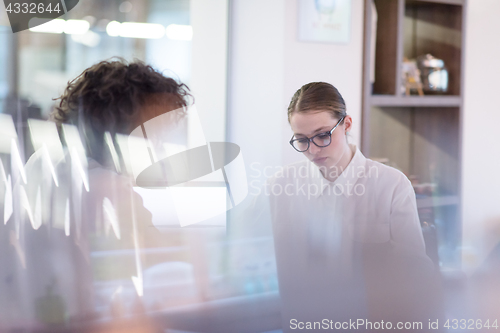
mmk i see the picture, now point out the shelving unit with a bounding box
[361,0,466,268]
[370,95,461,107]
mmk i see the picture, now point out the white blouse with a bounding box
[267,143,427,254]
[264,143,437,329]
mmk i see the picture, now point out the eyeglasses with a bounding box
[289,116,345,152]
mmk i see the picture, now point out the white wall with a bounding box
[281,0,364,166]
[228,0,286,185]
[461,0,500,273]
[229,0,364,185]
[191,0,228,143]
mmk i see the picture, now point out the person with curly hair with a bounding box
[18,59,194,328]
[53,58,192,166]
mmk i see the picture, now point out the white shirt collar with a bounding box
[308,144,366,198]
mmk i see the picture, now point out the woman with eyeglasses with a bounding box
[268,82,442,332]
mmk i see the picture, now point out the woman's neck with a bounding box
[321,144,354,182]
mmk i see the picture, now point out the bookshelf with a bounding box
[361,0,466,268]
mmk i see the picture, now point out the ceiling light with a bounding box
[166,24,193,41]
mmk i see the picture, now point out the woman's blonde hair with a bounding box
[287,82,347,123]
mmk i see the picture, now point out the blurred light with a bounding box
[62,124,86,163]
[41,145,59,187]
[28,119,64,165]
[105,132,121,173]
[64,19,90,35]
[4,176,12,224]
[62,124,88,190]
[11,139,27,184]
[132,275,144,297]
[0,114,17,154]
[115,134,132,175]
[96,19,110,31]
[29,19,65,33]
[70,156,84,238]
[130,190,144,297]
[106,21,165,39]
[70,147,89,192]
[103,197,121,239]
[111,286,123,300]
[29,19,90,35]
[166,24,193,41]
[120,22,165,39]
[106,20,121,37]
[64,199,70,236]
[71,30,101,47]
[20,186,35,229]
[0,159,6,183]
[82,15,96,26]
[119,1,133,13]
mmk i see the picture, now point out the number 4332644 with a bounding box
[6,2,61,14]
[444,319,498,330]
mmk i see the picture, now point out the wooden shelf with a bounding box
[363,0,466,268]
[417,195,459,209]
[370,95,461,107]
[407,0,464,6]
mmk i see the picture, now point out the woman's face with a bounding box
[289,111,352,169]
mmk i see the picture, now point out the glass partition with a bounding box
[0,1,279,332]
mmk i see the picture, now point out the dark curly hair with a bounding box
[52,58,192,164]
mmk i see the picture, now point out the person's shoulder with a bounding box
[364,157,412,188]
[362,158,416,207]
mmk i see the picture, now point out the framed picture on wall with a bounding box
[298,0,351,44]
